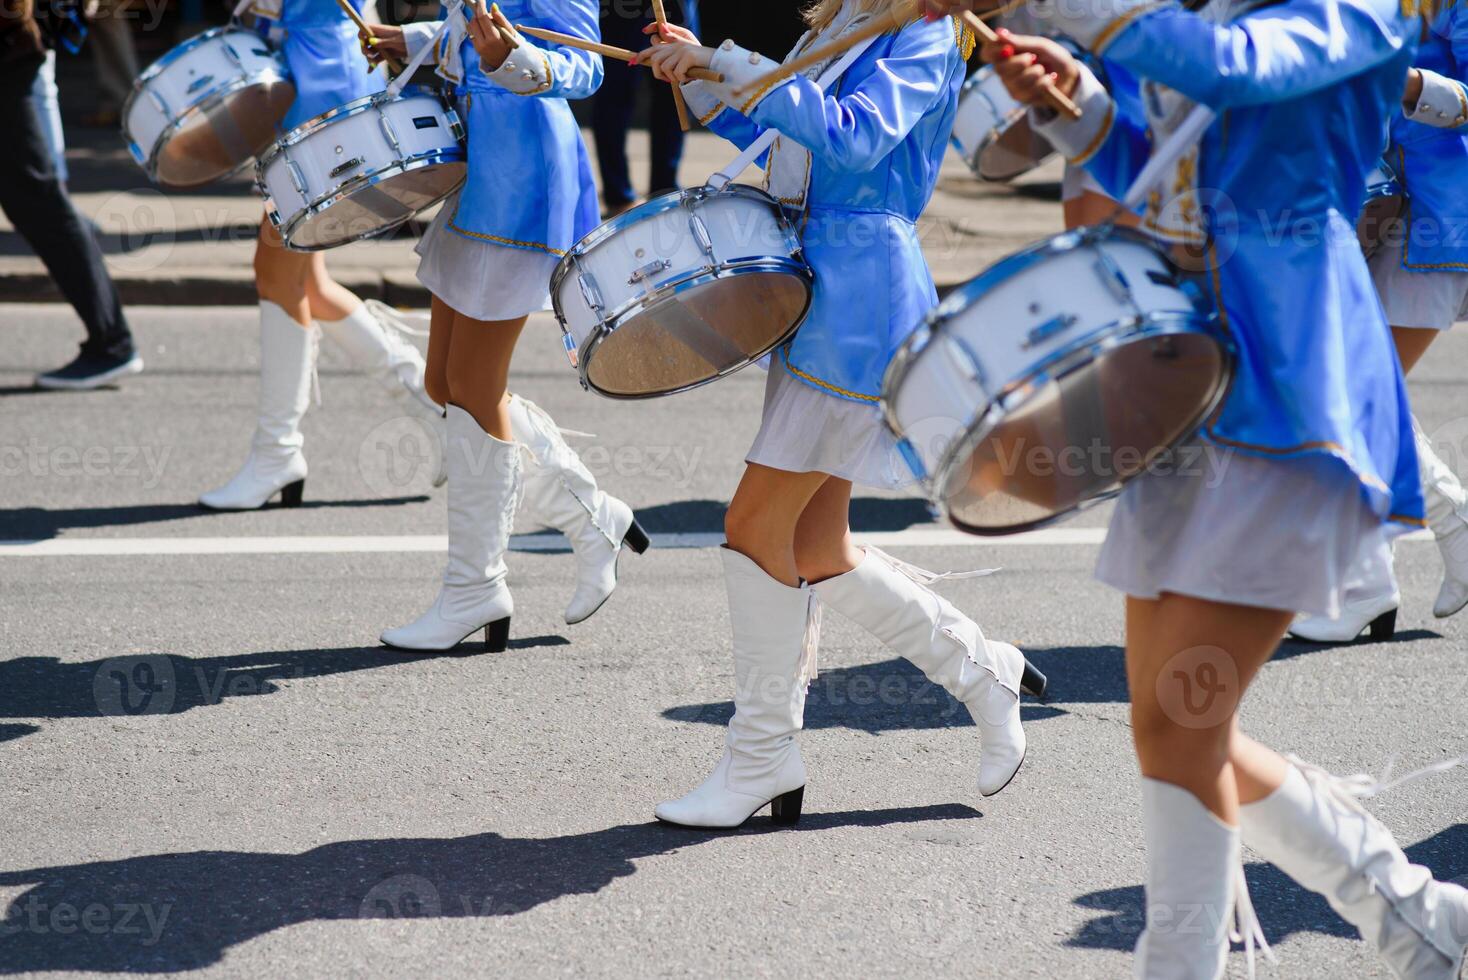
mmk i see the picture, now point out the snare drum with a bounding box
[1357,158,1407,259]
[123,27,294,189]
[256,88,467,252]
[951,65,1057,182]
[551,184,814,399]
[883,225,1232,535]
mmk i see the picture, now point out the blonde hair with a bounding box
[802,0,921,31]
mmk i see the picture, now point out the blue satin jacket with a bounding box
[1393,1,1468,270]
[255,0,384,130]
[1057,0,1425,523]
[683,16,973,403]
[415,0,602,256]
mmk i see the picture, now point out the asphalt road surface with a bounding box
[2,303,1466,978]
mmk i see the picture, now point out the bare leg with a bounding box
[423,296,455,409]
[253,218,312,326]
[303,252,365,323]
[1392,325,1438,375]
[724,464,836,586]
[793,478,863,584]
[1126,593,1294,820]
[1063,189,1139,231]
[442,311,528,440]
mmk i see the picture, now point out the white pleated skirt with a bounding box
[1095,449,1397,618]
[745,361,917,491]
[1369,240,1468,330]
[415,191,559,322]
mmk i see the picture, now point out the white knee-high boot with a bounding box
[317,301,447,488]
[1134,779,1249,980]
[812,548,1033,796]
[200,301,313,511]
[655,548,813,829]
[380,405,522,653]
[1415,416,1468,620]
[1240,759,1468,980]
[508,394,648,624]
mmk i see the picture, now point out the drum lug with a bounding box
[577,271,605,315]
[285,156,309,198]
[688,213,715,258]
[377,109,402,154]
[1093,248,1142,315]
[1023,314,1078,350]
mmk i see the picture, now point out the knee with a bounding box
[1130,698,1232,774]
[723,496,770,552]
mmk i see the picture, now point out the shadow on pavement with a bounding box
[663,657,1067,733]
[1068,824,1468,951]
[629,497,936,536]
[0,641,568,730]
[0,723,41,743]
[0,804,978,973]
[1,498,431,540]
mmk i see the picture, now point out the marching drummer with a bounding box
[922,0,1468,974]
[200,0,446,512]
[638,1,1040,830]
[1292,0,1468,641]
[359,0,649,652]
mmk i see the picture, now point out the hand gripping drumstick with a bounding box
[516,25,724,82]
[958,10,1081,121]
[335,0,406,75]
[650,0,693,132]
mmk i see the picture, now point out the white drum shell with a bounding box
[258,90,465,250]
[124,28,288,175]
[554,185,803,349]
[889,231,1208,486]
[950,68,1023,173]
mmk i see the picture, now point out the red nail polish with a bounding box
[999,44,1015,59]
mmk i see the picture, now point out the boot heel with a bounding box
[769,785,804,826]
[623,519,651,555]
[1368,608,1397,641]
[278,479,305,508]
[1021,658,1048,699]
[485,617,511,653]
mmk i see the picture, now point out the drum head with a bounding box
[1357,194,1406,259]
[939,329,1229,534]
[978,115,1056,183]
[584,270,811,398]
[284,161,466,251]
[153,79,295,188]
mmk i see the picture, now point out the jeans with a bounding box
[2,55,134,359]
[591,0,699,204]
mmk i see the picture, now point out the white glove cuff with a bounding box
[1030,64,1116,166]
[1405,68,1468,128]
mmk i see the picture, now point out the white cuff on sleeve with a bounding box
[1029,0,1175,53]
[401,22,439,64]
[1030,64,1116,166]
[1405,69,1468,128]
[680,80,728,126]
[703,40,793,116]
[480,37,553,95]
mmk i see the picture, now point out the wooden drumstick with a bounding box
[516,25,724,82]
[960,9,1082,121]
[487,2,520,50]
[651,0,693,132]
[734,8,908,96]
[335,0,406,75]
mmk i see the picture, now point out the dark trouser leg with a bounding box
[590,35,637,206]
[0,57,134,358]
[648,78,686,195]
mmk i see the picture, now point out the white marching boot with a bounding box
[508,394,649,624]
[380,406,522,653]
[1416,416,1468,620]
[318,301,447,487]
[812,549,1035,797]
[1134,779,1253,980]
[655,548,812,829]
[199,301,313,511]
[1240,758,1468,980]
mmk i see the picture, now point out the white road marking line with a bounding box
[0,528,1433,558]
